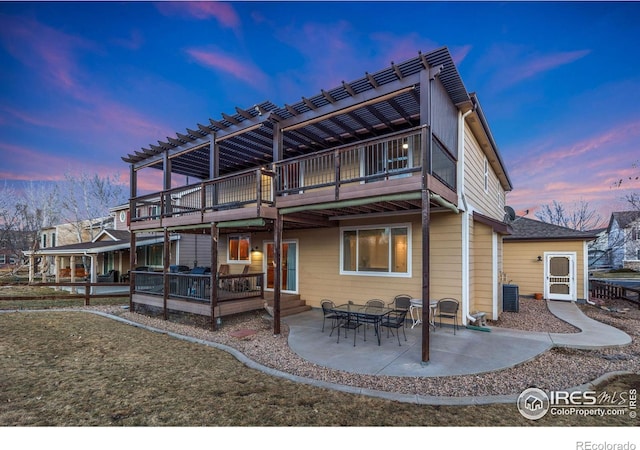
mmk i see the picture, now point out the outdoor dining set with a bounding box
[321,295,460,347]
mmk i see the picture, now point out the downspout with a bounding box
[458,107,477,326]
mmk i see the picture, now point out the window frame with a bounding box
[339,223,412,278]
[484,157,489,192]
[227,234,251,264]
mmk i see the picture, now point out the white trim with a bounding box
[339,223,412,278]
[226,234,251,264]
[583,241,589,301]
[492,232,499,319]
[461,210,470,325]
[544,252,577,302]
[263,239,299,294]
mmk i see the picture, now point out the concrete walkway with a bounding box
[283,300,631,377]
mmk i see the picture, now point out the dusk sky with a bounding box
[1,1,639,224]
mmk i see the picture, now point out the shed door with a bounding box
[544,253,576,301]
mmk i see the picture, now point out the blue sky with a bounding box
[1,1,639,223]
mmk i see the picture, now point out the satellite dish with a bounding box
[504,205,516,222]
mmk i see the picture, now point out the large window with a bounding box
[341,224,410,276]
[228,235,250,263]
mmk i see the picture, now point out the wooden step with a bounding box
[263,293,312,317]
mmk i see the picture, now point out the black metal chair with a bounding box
[333,306,361,347]
[390,294,412,327]
[320,299,339,333]
[380,309,408,346]
[360,299,386,341]
[435,298,460,335]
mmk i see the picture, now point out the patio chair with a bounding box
[365,299,385,309]
[380,309,408,346]
[435,298,460,335]
[320,299,339,333]
[390,294,412,327]
[235,265,251,292]
[335,310,361,347]
[361,299,386,341]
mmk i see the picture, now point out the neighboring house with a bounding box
[24,205,211,283]
[503,217,597,302]
[607,211,640,270]
[40,216,114,250]
[587,227,610,270]
[0,230,30,269]
[120,47,514,361]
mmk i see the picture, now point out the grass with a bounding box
[590,269,640,279]
[0,284,129,309]
[1,310,638,427]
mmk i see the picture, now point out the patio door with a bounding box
[264,240,298,293]
[544,253,576,301]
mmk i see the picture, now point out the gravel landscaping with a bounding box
[85,296,639,398]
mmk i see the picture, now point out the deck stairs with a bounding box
[263,292,312,317]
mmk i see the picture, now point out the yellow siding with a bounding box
[503,240,587,299]
[248,213,463,309]
[472,222,494,318]
[464,122,505,220]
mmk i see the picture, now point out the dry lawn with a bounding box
[1,310,637,427]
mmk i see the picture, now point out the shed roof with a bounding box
[504,217,597,242]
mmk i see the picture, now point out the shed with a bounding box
[503,217,597,302]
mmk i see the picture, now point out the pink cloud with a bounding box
[0,14,94,91]
[482,45,590,92]
[155,2,240,29]
[185,48,268,89]
[0,142,127,184]
[505,122,640,220]
[519,50,590,81]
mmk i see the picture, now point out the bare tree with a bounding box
[0,181,60,274]
[56,171,127,243]
[535,199,603,231]
[614,159,639,210]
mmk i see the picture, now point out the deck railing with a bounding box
[132,270,264,302]
[275,127,456,196]
[131,168,275,223]
[130,127,457,222]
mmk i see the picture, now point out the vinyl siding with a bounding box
[249,212,462,308]
[463,122,505,220]
[472,222,495,318]
[503,240,587,299]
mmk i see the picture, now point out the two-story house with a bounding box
[607,210,640,270]
[121,47,513,362]
[24,205,206,284]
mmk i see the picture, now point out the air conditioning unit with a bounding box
[503,284,519,312]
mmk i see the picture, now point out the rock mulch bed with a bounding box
[85,297,638,398]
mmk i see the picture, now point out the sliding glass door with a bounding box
[264,240,298,293]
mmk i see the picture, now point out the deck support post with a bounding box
[210,223,219,331]
[273,214,282,335]
[163,228,170,321]
[129,164,137,310]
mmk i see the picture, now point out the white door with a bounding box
[544,253,576,301]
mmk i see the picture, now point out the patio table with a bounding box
[409,298,438,329]
[331,303,393,345]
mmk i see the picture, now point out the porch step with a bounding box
[264,294,312,317]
